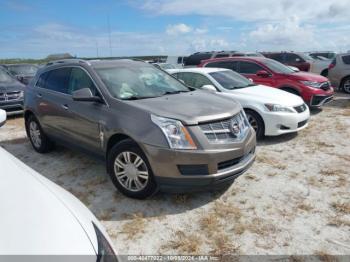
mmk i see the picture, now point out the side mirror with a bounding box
[256,70,271,78]
[72,88,102,103]
[0,109,7,127]
[201,85,217,92]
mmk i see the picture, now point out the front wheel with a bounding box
[25,115,54,153]
[244,110,265,139]
[107,139,157,199]
[341,77,350,94]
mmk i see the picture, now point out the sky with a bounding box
[0,0,349,58]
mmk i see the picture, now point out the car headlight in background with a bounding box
[93,223,117,262]
[151,115,197,149]
[265,104,295,113]
[299,81,322,88]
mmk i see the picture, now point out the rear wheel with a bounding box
[341,77,350,94]
[107,139,157,199]
[25,115,54,153]
[244,110,265,139]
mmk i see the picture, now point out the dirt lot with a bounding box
[0,93,349,256]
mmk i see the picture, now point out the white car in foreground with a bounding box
[0,110,117,260]
[168,68,310,138]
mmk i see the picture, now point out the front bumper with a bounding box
[263,107,310,136]
[310,94,333,107]
[0,100,24,115]
[141,130,256,193]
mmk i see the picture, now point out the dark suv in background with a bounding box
[24,59,256,199]
[262,52,314,72]
[2,64,38,85]
[0,67,25,115]
[185,51,263,66]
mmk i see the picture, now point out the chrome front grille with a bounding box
[0,91,22,102]
[199,111,249,143]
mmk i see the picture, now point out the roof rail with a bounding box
[46,58,87,66]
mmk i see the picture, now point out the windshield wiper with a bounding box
[162,90,190,96]
[122,95,159,100]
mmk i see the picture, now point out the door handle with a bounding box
[36,93,42,98]
[61,104,69,110]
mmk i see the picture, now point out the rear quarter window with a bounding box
[342,55,350,65]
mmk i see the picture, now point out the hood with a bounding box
[129,90,241,125]
[226,85,304,107]
[0,80,25,92]
[286,72,328,82]
[0,147,96,255]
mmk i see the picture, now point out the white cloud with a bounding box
[166,23,192,35]
[138,0,350,23]
[248,16,314,48]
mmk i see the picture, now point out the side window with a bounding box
[269,53,284,62]
[45,68,71,94]
[177,73,212,89]
[238,62,264,74]
[286,53,304,63]
[342,55,350,65]
[206,61,238,71]
[36,71,50,89]
[68,67,97,95]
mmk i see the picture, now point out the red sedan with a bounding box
[198,57,334,107]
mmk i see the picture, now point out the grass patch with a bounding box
[162,230,202,254]
[256,155,287,170]
[331,201,350,214]
[120,213,147,240]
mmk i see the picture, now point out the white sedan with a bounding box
[168,68,310,138]
[0,110,117,260]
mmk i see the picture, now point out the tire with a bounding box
[25,115,54,153]
[244,110,265,139]
[107,139,157,199]
[341,77,350,94]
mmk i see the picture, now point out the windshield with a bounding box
[7,65,38,75]
[96,64,190,100]
[298,53,314,61]
[0,69,14,83]
[264,59,295,74]
[209,70,254,90]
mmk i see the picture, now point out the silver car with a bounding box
[328,53,350,93]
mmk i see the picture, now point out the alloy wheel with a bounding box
[247,114,258,132]
[29,121,42,148]
[114,151,149,192]
[344,80,350,93]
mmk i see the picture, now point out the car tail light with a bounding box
[328,62,335,70]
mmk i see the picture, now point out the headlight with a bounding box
[300,81,322,88]
[265,104,295,113]
[93,223,117,262]
[151,115,197,149]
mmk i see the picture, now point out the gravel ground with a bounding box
[0,93,349,256]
